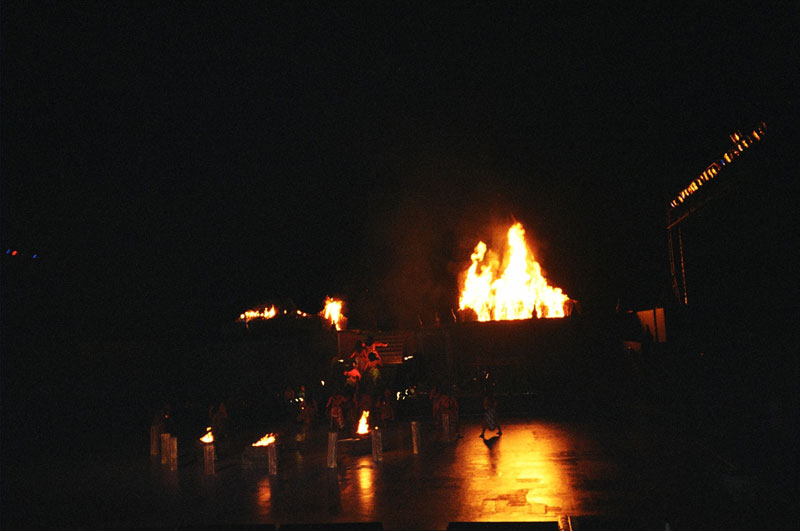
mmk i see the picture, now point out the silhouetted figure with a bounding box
[364,336,386,364]
[438,388,461,439]
[350,341,367,373]
[364,351,383,400]
[296,392,317,441]
[344,367,361,389]
[430,384,441,425]
[283,385,296,421]
[326,393,346,431]
[480,391,501,438]
[378,387,395,423]
[342,390,359,432]
[211,401,229,456]
[159,404,176,435]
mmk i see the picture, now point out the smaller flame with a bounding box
[356,410,370,435]
[200,427,214,444]
[321,296,345,330]
[252,433,276,447]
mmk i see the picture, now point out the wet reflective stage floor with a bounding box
[3,415,796,530]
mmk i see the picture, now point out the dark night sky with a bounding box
[2,3,798,340]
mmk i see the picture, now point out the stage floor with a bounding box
[2,413,795,530]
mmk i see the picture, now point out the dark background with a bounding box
[2,4,798,450]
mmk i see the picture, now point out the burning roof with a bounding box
[238,296,346,330]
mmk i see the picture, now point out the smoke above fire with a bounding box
[364,171,524,328]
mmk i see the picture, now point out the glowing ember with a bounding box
[321,296,346,330]
[356,410,370,435]
[459,222,569,320]
[252,433,276,447]
[200,427,214,444]
[239,305,277,322]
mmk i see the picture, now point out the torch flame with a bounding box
[459,222,569,320]
[252,433,276,447]
[356,410,370,435]
[321,296,345,330]
[200,427,214,444]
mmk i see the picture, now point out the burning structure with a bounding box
[459,222,571,321]
[321,222,586,405]
[218,222,589,413]
[238,296,346,330]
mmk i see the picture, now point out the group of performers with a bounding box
[327,336,394,433]
[326,338,501,439]
[430,385,462,439]
[345,336,386,385]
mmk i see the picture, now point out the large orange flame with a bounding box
[321,296,346,330]
[356,410,370,435]
[459,222,569,320]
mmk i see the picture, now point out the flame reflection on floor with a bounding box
[256,477,271,518]
[459,424,575,519]
[355,457,376,515]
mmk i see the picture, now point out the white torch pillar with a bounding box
[203,443,215,475]
[160,433,171,465]
[169,436,178,471]
[268,441,278,476]
[327,431,338,468]
[371,427,383,462]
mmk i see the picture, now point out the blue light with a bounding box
[32,254,38,259]
[5,249,10,255]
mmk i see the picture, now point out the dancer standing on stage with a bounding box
[479,389,502,438]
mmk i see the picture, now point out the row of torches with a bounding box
[199,427,277,446]
[199,411,369,446]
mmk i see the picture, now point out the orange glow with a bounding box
[238,298,336,325]
[252,433,276,446]
[459,223,569,321]
[321,296,346,330]
[256,477,272,517]
[459,421,577,521]
[355,456,376,515]
[239,305,277,322]
[200,427,214,444]
[357,410,370,435]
